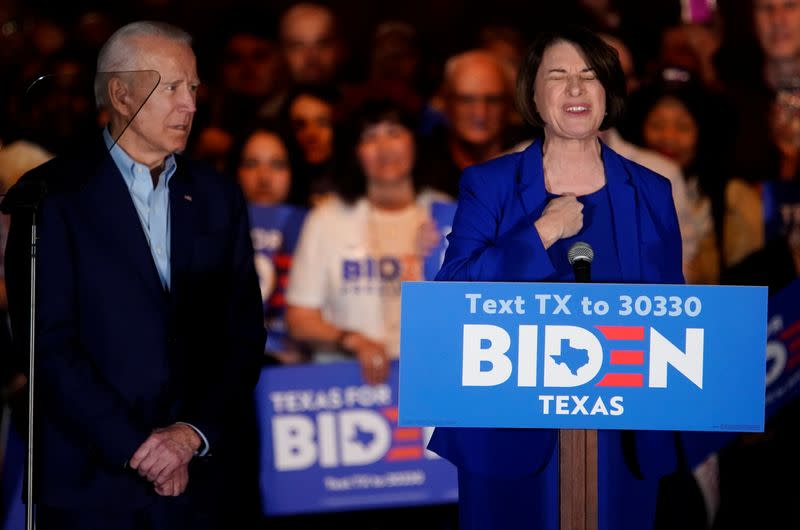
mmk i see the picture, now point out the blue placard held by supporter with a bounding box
[762,180,800,244]
[0,425,24,530]
[399,282,767,432]
[248,204,307,356]
[255,362,458,515]
[424,201,457,281]
[766,278,800,418]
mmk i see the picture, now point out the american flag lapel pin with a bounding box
[183,194,192,202]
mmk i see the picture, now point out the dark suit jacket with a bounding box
[5,137,266,514]
[428,139,725,530]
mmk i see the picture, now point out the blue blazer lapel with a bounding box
[168,163,195,300]
[85,151,167,302]
[517,139,548,218]
[601,142,642,282]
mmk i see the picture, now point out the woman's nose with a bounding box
[567,76,583,96]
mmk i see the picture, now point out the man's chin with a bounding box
[765,43,800,62]
[459,133,493,147]
[298,70,329,85]
[172,138,191,154]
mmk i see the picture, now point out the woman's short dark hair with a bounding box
[337,97,423,203]
[516,25,626,131]
[226,120,308,206]
[280,84,342,121]
[226,120,289,178]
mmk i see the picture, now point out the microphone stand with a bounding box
[25,212,37,530]
[1,68,159,530]
[1,180,46,530]
[560,242,597,530]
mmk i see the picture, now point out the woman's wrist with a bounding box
[335,330,358,353]
[534,216,562,249]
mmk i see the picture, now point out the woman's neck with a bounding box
[541,135,605,195]
[367,177,416,211]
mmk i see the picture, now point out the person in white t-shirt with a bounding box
[286,98,449,383]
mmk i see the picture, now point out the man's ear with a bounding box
[107,76,131,117]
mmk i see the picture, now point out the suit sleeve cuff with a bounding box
[176,421,210,456]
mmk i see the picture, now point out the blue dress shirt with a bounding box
[103,130,209,456]
[103,129,175,290]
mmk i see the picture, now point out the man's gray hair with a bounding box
[442,49,512,95]
[94,21,192,109]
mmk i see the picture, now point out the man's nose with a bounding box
[256,165,272,180]
[659,127,680,145]
[471,99,490,120]
[179,87,197,112]
[770,7,789,29]
[306,123,324,137]
[305,46,323,62]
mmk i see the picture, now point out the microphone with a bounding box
[0,179,47,214]
[567,241,594,283]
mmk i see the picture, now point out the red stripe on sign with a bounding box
[780,320,800,341]
[393,428,422,442]
[386,446,423,461]
[789,337,800,353]
[788,353,800,371]
[268,293,285,307]
[610,350,645,365]
[596,373,644,387]
[274,254,292,269]
[382,407,399,422]
[595,326,645,341]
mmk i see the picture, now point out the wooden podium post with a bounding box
[559,429,598,530]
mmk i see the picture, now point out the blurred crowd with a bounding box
[2,0,800,528]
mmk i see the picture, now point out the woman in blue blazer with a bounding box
[427,26,703,530]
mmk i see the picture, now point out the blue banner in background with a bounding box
[0,423,24,530]
[399,282,767,432]
[766,279,800,418]
[248,204,307,355]
[255,362,458,515]
[424,202,457,281]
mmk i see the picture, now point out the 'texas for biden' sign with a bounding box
[399,282,767,432]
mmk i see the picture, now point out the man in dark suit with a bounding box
[4,21,266,530]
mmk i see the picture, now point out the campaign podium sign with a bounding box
[399,282,767,432]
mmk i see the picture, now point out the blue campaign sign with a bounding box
[424,201,457,281]
[766,279,800,418]
[399,282,767,432]
[255,362,457,515]
[248,204,307,354]
[0,425,24,530]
